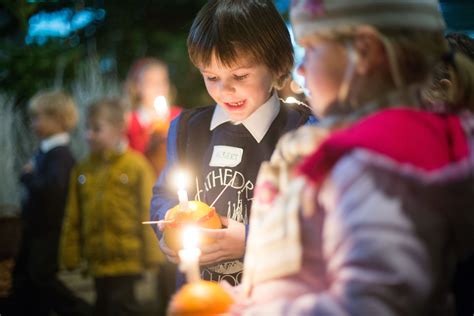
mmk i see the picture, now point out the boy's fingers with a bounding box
[159,237,177,256]
[199,242,221,254]
[157,222,165,231]
[219,215,229,227]
[199,227,226,239]
[166,255,179,264]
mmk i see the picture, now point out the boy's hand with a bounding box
[198,216,245,265]
[157,208,179,263]
[159,236,179,264]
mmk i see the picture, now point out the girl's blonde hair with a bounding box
[29,90,78,131]
[312,28,474,112]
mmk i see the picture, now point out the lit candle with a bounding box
[153,95,170,121]
[179,226,201,283]
[175,171,189,211]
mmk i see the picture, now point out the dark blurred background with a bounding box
[0,0,473,108]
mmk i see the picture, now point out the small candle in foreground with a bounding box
[179,226,201,283]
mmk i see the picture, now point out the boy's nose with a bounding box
[221,79,235,93]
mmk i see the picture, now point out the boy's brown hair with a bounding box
[29,90,78,131]
[87,98,126,129]
[187,0,294,89]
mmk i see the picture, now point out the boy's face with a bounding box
[199,53,274,122]
[31,110,64,139]
[297,38,349,117]
[86,117,123,153]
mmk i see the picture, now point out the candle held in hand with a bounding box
[179,226,201,283]
[163,201,222,252]
[175,171,189,211]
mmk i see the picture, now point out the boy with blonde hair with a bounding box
[11,90,91,316]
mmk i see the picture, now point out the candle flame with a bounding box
[174,170,189,191]
[153,95,170,120]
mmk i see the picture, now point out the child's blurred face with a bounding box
[137,66,170,108]
[297,38,349,117]
[86,116,123,153]
[31,110,64,139]
[199,52,274,122]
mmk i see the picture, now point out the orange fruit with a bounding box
[163,201,222,252]
[167,280,234,316]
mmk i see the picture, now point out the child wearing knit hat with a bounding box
[227,1,474,315]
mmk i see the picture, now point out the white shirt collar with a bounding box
[210,91,280,143]
[40,132,70,153]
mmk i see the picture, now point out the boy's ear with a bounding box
[272,72,287,91]
[353,29,387,76]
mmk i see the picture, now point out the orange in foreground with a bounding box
[163,201,222,252]
[167,280,234,316]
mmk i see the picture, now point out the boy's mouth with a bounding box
[224,100,246,108]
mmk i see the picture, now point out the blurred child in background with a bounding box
[11,90,91,316]
[60,98,163,316]
[125,57,182,176]
[125,57,182,314]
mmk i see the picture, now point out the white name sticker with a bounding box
[209,145,243,167]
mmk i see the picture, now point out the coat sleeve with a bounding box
[149,115,181,238]
[59,166,82,270]
[20,149,73,201]
[241,154,432,316]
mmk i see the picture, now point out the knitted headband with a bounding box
[290,0,446,42]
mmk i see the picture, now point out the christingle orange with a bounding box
[167,280,234,316]
[163,200,222,252]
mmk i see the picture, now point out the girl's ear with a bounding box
[353,29,387,76]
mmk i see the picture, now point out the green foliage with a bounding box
[1,40,82,105]
[1,0,212,110]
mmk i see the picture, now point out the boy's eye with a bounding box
[234,74,248,81]
[205,76,218,82]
